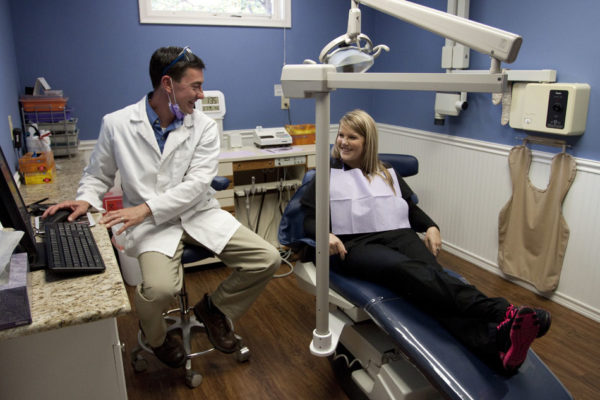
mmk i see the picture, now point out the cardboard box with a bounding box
[19,151,55,174]
[23,165,56,184]
[0,253,32,331]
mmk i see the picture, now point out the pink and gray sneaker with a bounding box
[497,305,551,372]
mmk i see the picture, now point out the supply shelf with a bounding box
[20,96,79,157]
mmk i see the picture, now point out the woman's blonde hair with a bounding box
[332,109,395,192]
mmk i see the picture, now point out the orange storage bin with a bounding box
[285,124,316,145]
[20,96,68,112]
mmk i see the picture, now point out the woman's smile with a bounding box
[336,123,365,168]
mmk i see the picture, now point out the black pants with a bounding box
[335,229,510,361]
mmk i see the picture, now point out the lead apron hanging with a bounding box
[498,145,576,292]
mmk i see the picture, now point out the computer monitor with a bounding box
[0,146,41,267]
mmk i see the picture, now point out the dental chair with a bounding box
[278,153,572,400]
[131,176,250,388]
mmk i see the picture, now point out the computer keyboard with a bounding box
[44,222,106,273]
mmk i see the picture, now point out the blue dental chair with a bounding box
[278,153,572,400]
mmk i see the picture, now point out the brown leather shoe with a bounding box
[150,331,186,368]
[193,294,239,353]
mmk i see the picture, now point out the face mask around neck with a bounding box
[168,77,185,120]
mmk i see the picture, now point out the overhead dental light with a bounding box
[316,0,521,75]
[318,4,389,73]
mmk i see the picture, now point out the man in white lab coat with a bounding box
[43,46,281,368]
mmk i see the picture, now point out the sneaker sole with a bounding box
[502,307,540,371]
[536,310,552,338]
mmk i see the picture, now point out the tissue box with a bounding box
[0,253,32,331]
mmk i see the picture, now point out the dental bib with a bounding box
[330,167,410,235]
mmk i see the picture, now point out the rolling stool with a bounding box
[130,177,250,388]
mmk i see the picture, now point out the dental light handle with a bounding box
[372,44,390,58]
[347,6,361,40]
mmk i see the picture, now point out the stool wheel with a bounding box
[131,352,149,372]
[235,345,251,362]
[185,370,203,388]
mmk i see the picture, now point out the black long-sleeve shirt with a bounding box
[300,159,438,250]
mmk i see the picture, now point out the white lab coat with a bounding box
[76,96,240,258]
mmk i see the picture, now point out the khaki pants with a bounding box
[134,225,280,347]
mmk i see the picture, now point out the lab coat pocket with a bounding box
[168,152,192,181]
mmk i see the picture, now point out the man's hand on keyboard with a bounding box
[42,200,91,222]
[99,203,152,235]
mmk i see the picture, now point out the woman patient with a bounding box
[300,109,551,373]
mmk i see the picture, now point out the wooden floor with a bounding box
[117,262,349,400]
[117,252,600,400]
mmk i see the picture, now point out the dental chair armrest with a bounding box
[210,176,231,191]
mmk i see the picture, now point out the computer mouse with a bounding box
[45,209,72,224]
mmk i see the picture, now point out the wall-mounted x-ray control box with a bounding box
[509,83,590,135]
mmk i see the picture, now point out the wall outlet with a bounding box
[274,84,283,97]
[276,84,289,109]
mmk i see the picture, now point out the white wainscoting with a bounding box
[377,123,600,322]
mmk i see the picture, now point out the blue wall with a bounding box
[1,0,599,173]
[0,0,22,171]
[371,0,599,160]
[6,0,370,149]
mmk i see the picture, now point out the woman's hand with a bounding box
[329,233,348,260]
[424,226,442,257]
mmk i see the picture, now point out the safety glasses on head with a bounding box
[162,46,193,76]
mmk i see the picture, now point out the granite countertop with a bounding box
[0,153,131,341]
